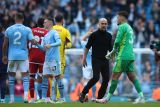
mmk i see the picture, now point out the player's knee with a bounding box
[102,78,109,83]
[8,72,16,77]
[43,74,50,78]
[127,73,136,82]
[22,72,29,77]
[93,76,99,82]
[37,73,43,78]
[37,73,43,83]
[30,74,36,79]
[55,75,61,79]
[112,73,121,80]
[128,76,136,82]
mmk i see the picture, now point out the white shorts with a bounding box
[82,66,93,79]
[7,60,29,72]
[43,60,61,76]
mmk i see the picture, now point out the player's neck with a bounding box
[120,20,127,25]
[15,20,23,24]
[16,22,22,24]
[47,27,52,31]
[56,23,62,26]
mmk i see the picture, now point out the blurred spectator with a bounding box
[141,73,151,95]
[128,3,137,27]
[14,79,23,96]
[146,20,158,41]
[134,18,147,47]
[151,0,160,36]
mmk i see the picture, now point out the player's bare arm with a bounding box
[82,28,93,41]
[30,39,38,45]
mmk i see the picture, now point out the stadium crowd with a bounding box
[0,0,160,102]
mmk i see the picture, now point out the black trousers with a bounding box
[82,58,110,99]
[0,73,7,99]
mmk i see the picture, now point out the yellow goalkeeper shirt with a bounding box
[53,25,72,66]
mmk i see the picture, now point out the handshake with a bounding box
[105,49,117,60]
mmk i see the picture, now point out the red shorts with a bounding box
[29,63,43,74]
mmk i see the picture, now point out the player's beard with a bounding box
[99,27,106,31]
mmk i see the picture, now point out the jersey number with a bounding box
[13,32,22,45]
[129,31,133,44]
[28,36,44,48]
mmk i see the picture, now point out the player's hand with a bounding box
[105,50,117,60]
[82,59,87,68]
[2,56,8,64]
[105,51,112,60]
[31,39,38,45]
[44,44,51,49]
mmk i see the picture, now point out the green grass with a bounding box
[0,102,160,107]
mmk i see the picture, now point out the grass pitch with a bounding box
[0,102,160,107]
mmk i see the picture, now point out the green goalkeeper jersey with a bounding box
[114,22,135,60]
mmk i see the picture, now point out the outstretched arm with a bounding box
[82,28,93,41]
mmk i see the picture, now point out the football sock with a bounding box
[132,79,143,97]
[52,79,56,101]
[92,85,96,98]
[42,77,48,99]
[56,78,64,98]
[22,75,29,99]
[106,80,118,100]
[29,78,34,98]
[109,80,118,94]
[9,76,15,101]
[37,83,42,99]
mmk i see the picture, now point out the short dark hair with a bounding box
[45,17,54,24]
[15,13,24,21]
[54,14,63,22]
[37,17,45,27]
[117,11,128,19]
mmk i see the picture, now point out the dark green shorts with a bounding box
[113,60,135,72]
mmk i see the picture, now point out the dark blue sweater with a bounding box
[0,32,7,73]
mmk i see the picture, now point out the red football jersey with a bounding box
[29,27,48,64]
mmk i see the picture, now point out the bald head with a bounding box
[98,18,108,31]
[99,18,107,23]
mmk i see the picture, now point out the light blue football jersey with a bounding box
[39,30,61,62]
[5,24,34,60]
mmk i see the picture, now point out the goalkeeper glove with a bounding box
[105,49,117,60]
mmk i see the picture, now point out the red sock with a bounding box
[47,78,51,97]
[29,79,35,98]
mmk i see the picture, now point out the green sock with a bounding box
[106,93,112,100]
[139,92,144,98]
[109,80,118,95]
[132,79,143,97]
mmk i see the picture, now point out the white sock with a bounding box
[10,94,14,101]
[24,91,28,100]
